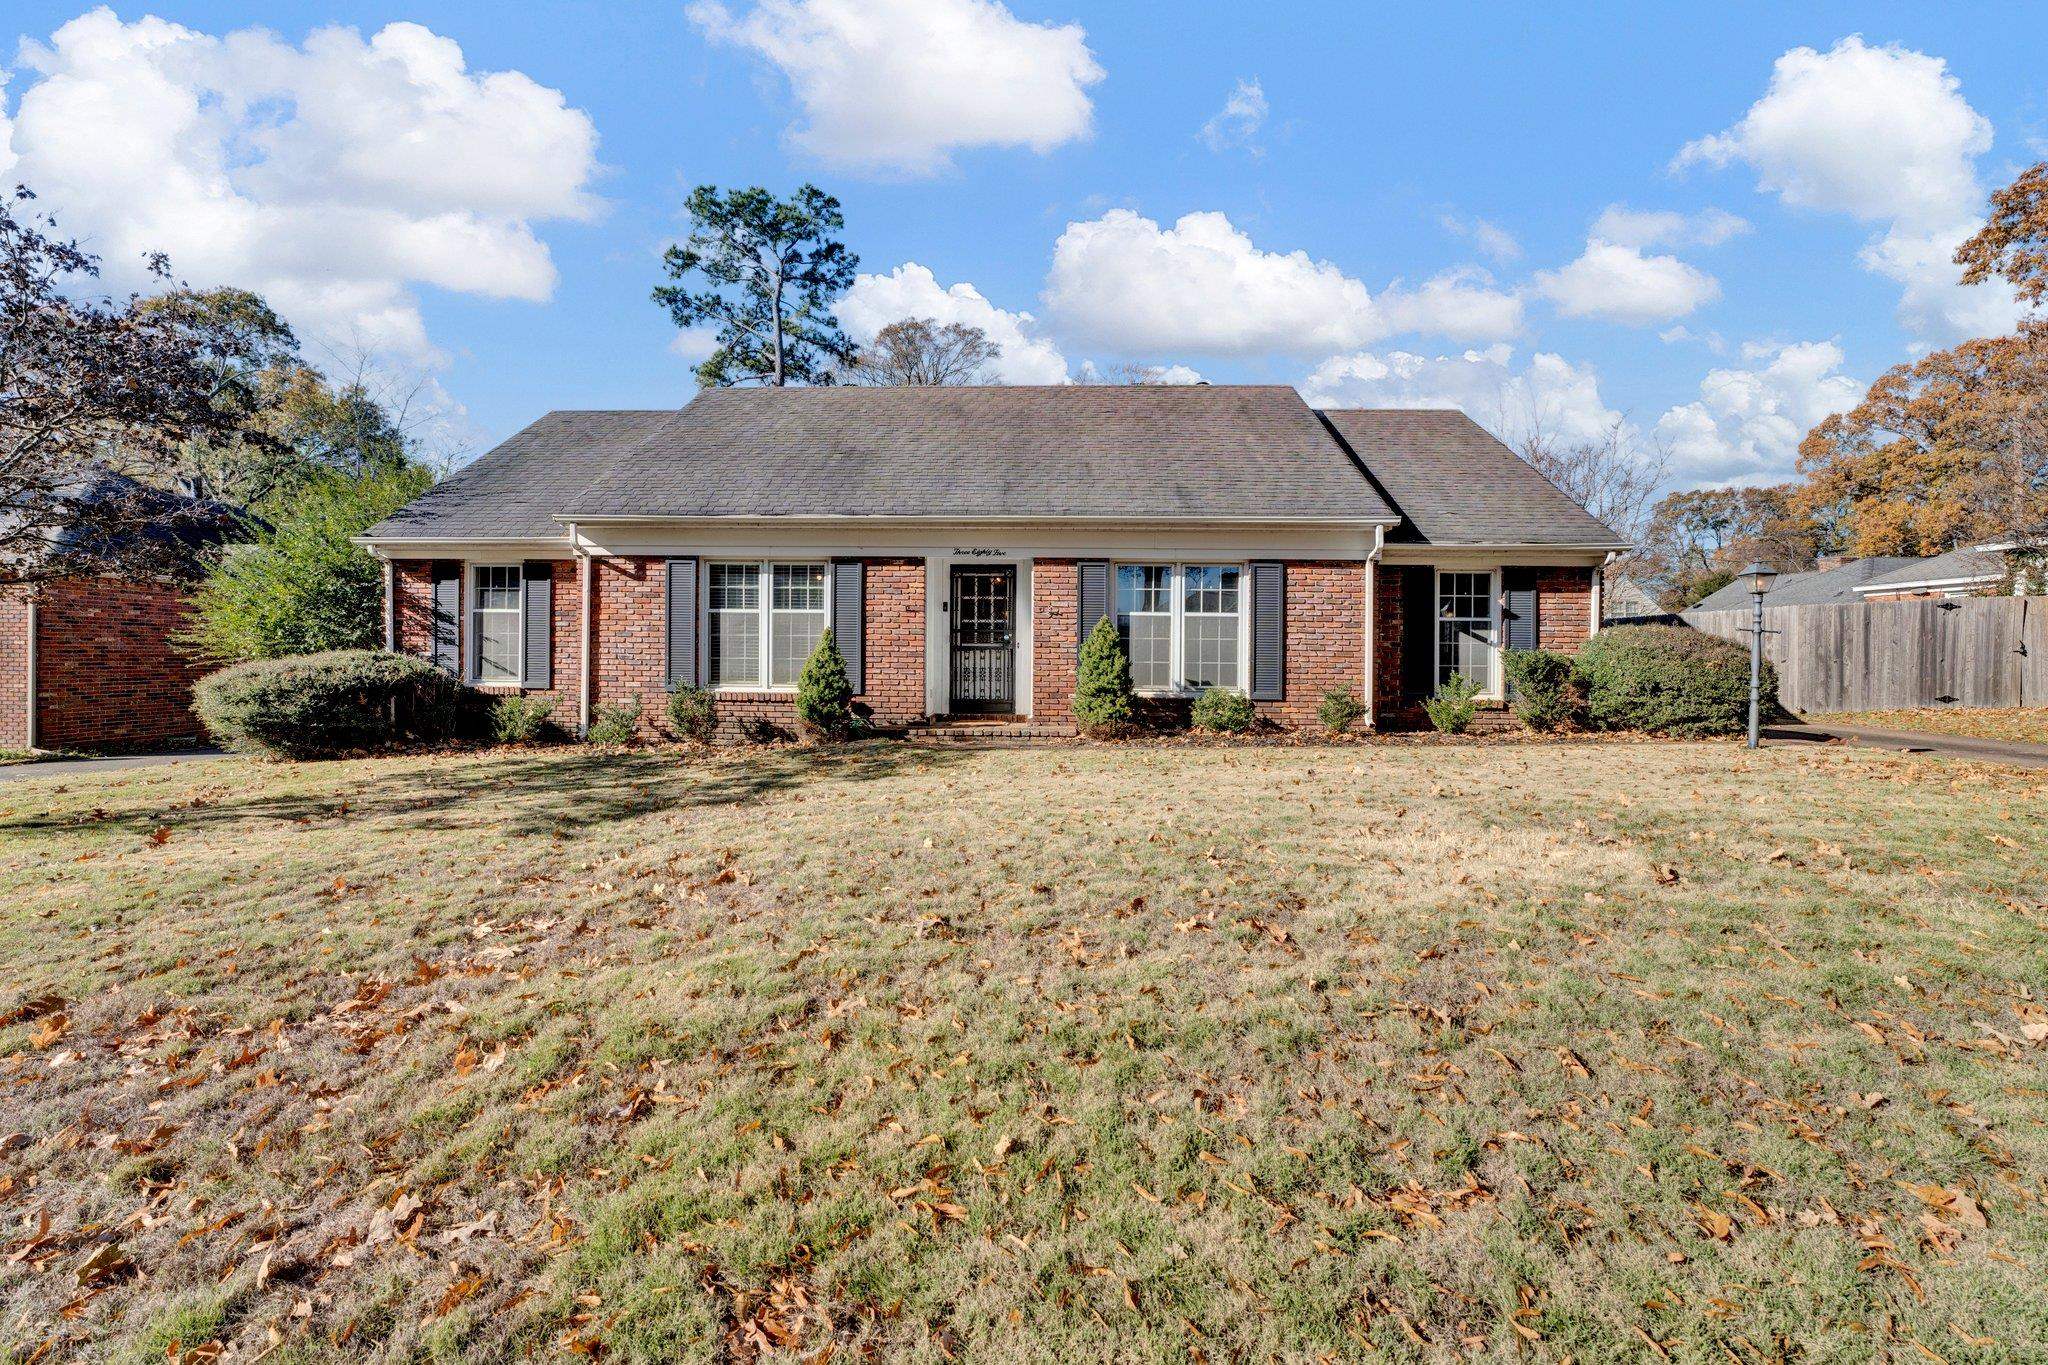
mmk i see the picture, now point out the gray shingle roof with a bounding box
[365,410,674,540]
[1690,556,1920,611]
[1315,408,1627,547]
[559,385,1396,522]
[1853,547,2006,591]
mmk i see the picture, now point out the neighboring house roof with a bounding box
[1690,556,1919,611]
[560,385,1397,523]
[1600,572,1662,620]
[1315,408,1627,547]
[1850,546,2008,594]
[362,386,1622,546]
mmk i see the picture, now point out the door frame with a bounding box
[1431,565,1503,701]
[947,564,1019,714]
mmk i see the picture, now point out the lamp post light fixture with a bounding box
[1737,562,1778,748]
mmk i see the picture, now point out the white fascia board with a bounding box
[1849,573,2002,595]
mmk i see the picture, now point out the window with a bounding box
[471,565,523,685]
[1437,570,1495,691]
[1113,563,1244,693]
[709,561,828,689]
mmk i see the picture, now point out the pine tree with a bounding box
[795,629,855,739]
[1074,616,1135,733]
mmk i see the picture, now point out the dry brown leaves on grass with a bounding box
[0,739,2043,1362]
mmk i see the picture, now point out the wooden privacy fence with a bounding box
[1675,596,2046,714]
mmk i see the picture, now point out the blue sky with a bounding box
[5,2,2043,490]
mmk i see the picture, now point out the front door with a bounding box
[949,566,1016,714]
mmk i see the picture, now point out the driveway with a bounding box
[0,748,228,783]
[1767,722,2048,771]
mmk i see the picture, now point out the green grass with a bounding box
[0,738,2043,1362]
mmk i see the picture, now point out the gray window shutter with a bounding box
[666,557,699,689]
[832,559,864,693]
[1502,568,1539,654]
[1249,561,1284,700]
[522,562,553,689]
[1077,561,1110,655]
[431,562,461,674]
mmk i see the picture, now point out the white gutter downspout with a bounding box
[23,590,38,752]
[1592,552,1613,633]
[572,523,592,738]
[1363,525,1384,728]
[380,556,395,651]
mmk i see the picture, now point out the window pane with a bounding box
[773,563,825,610]
[1436,572,1493,689]
[709,563,759,611]
[710,608,759,686]
[476,565,521,612]
[1116,564,1171,615]
[1184,565,1239,614]
[477,611,520,683]
[771,609,825,687]
[1128,615,1172,691]
[1183,614,1239,689]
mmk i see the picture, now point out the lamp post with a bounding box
[1737,562,1778,748]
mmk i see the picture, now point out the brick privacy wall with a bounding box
[1030,559,1079,723]
[1536,566,1595,653]
[1252,561,1366,728]
[0,587,29,749]
[32,576,207,752]
[1372,563,1410,723]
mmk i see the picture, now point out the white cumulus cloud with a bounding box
[1653,339,1862,483]
[1673,35,2018,340]
[838,263,1070,383]
[1199,77,1267,153]
[1300,344,1622,449]
[1044,209,1520,357]
[1534,239,1720,325]
[1589,205,1751,249]
[688,0,1102,176]
[2,8,601,359]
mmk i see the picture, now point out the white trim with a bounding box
[467,563,526,687]
[575,536,592,737]
[382,558,396,652]
[929,556,1033,717]
[1849,573,2003,596]
[1432,566,1503,701]
[553,513,1402,529]
[1362,528,1382,726]
[23,591,37,752]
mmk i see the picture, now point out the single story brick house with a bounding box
[358,385,1625,735]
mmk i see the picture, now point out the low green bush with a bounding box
[1191,687,1256,733]
[795,630,854,740]
[1318,687,1365,735]
[586,697,644,746]
[1422,674,1482,734]
[1074,617,1135,734]
[1576,623,1776,737]
[667,685,718,743]
[1502,648,1586,733]
[193,649,469,760]
[488,694,556,745]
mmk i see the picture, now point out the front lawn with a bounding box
[1813,707,2048,747]
[1,740,2043,1362]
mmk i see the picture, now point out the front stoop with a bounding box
[904,716,1079,743]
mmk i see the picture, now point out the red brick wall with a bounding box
[1252,561,1366,729]
[856,558,923,723]
[392,560,448,664]
[0,587,30,750]
[30,576,206,752]
[1536,566,1595,653]
[1030,559,1079,724]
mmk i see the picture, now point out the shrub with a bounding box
[795,629,854,740]
[193,649,468,759]
[1074,617,1135,733]
[1422,674,1482,734]
[667,685,718,743]
[1575,623,1777,737]
[488,694,556,745]
[1318,687,1365,735]
[586,697,643,746]
[1191,687,1256,733]
[1502,648,1586,733]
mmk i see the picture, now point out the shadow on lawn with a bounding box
[0,741,978,840]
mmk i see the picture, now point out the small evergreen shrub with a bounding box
[1502,648,1586,733]
[489,694,556,745]
[1318,687,1365,735]
[1576,623,1776,737]
[795,629,854,740]
[1074,617,1135,733]
[193,649,468,760]
[667,685,718,743]
[585,697,643,746]
[1422,674,1482,735]
[1191,687,1256,733]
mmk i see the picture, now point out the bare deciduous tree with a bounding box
[1511,419,1668,543]
[845,318,1001,386]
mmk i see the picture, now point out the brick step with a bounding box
[904,719,1078,743]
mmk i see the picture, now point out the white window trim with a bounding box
[469,563,525,688]
[1432,566,1502,700]
[1113,561,1251,696]
[707,559,831,694]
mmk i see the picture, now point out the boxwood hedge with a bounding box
[194,649,474,760]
